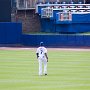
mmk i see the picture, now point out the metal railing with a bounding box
[16,0,87,10]
[16,0,37,10]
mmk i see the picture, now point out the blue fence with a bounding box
[22,34,90,47]
[0,22,90,47]
[0,22,22,44]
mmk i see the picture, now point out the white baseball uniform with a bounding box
[36,46,48,76]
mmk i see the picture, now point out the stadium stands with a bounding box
[36,2,90,33]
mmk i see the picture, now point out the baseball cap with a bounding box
[40,42,44,46]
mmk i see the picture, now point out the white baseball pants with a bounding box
[38,57,47,76]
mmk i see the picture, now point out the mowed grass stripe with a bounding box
[0,49,90,90]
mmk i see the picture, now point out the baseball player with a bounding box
[36,42,48,76]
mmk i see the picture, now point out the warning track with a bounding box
[0,47,90,51]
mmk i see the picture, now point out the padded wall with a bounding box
[22,34,90,47]
[0,22,22,44]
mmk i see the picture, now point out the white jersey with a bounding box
[36,46,47,58]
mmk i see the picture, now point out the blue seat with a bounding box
[78,2,82,4]
[70,2,74,4]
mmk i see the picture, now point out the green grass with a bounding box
[0,49,90,90]
[24,31,90,35]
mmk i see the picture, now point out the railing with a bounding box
[36,3,90,13]
[16,0,57,9]
[39,4,90,20]
[16,0,86,10]
[16,0,37,10]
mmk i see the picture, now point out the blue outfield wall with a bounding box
[0,22,22,44]
[0,22,90,47]
[22,34,90,47]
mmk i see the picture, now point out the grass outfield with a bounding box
[0,48,90,90]
[24,32,90,35]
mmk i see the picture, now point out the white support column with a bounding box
[84,0,86,4]
[24,0,27,8]
[16,0,19,9]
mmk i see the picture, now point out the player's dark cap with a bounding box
[40,42,44,46]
